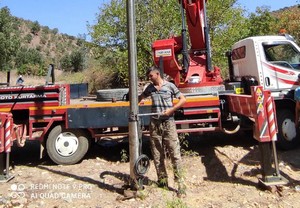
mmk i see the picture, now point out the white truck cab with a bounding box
[229,34,300,150]
[231,35,300,95]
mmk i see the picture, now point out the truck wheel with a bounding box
[46,125,90,165]
[276,109,299,150]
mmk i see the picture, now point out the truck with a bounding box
[151,0,300,150]
[228,35,300,150]
[0,0,295,186]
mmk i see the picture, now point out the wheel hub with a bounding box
[55,133,79,156]
[282,119,296,141]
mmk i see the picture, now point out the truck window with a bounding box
[263,43,300,70]
[232,46,246,60]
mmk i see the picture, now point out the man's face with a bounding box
[148,70,159,82]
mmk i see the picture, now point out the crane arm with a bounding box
[152,0,220,87]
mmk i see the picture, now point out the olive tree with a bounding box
[0,7,20,71]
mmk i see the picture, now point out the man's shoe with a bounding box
[177,183,186,198]
[157,179,168,189]
[177,189,186,198]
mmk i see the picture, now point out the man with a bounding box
[138,66,187,197]
[295,74,300,128]
[16,75,24,86]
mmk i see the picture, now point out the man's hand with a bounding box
[163,108,174,116]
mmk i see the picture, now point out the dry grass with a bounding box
[0,68,114,95]
[0,69,64,86]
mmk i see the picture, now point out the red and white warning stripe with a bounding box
[266,96,277,141]
[4,116,12,153]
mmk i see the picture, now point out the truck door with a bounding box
[261,42,300,90]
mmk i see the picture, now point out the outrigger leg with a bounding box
[226,86,288,187]
[0,113,14,182]
[258,141,287,187]
[0,151,14,182]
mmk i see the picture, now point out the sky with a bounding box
[0,0,107,39]
[238,0,298,14]
[0,0,298,40]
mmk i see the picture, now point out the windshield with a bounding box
[263,42,300,70]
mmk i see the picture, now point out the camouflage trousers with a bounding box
[149,118,184,183]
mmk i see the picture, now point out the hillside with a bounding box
[2,4,299,90]
[11,16,86,70]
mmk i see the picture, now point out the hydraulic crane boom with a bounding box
[152,0,223,94]
[183,0,207,52]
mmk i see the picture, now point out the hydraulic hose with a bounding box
[180,0,189,73]
[134,154,150,177]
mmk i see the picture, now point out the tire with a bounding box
[276,109,300,150]
[46,125,90,165]
[96,88,129,101]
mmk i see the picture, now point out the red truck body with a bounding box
[0,0,287,186]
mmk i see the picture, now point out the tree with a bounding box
[0,7,20,71]
[15,47,45,75]
[70,49,86,72]
[89,0,181,86]
[60,54,72,71]
[31,20,41,35]
[207,0,249,77]
[52,28,59,34]
[248,6,277,37]
[89,0,250,84]
[60,49,87,72]
[274,6,300,44]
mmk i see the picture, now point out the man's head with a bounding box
[146,66,161,83]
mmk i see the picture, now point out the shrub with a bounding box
[31,21,40,35]
[83,65,115,94]
[17,63,46,76]
[24,34,32,43]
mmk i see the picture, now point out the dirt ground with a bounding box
[1,132,300,208]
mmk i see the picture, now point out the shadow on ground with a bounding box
[10,131,257,165]
[8,131,300,189]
